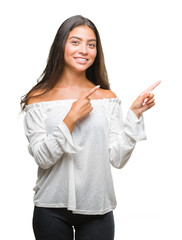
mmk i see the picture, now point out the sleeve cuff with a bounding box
[53,121,77,154]
[125,108,147,141]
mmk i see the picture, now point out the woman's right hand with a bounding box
[69,85,100,122]
[63,85,100,133]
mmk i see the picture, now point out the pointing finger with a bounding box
[140,80,161,96]
[82,85,100,99]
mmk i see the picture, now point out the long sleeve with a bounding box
[24,106,76,169]
[107,99,147,169]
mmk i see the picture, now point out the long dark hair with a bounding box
[20,15,110,111]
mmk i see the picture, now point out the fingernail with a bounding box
[96,85,100,88]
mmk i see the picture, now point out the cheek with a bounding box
[64,44,76,58]
[90,49,97,62]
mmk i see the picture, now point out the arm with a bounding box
[24,107,76,169]
[24,86,101,169]
[108,80,161,168]
[108,100,147,169]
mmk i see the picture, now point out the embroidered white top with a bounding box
[24,97,147,215]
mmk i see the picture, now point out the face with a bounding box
[64,25,97,73]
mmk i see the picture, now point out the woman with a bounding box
[21,15,160,240]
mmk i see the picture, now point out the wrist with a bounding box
[67,112,78,123]
[130,108,141,119]
[63,113,77,134]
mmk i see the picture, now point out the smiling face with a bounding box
[64,25,97,73]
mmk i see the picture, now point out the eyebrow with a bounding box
[69,36,96,42]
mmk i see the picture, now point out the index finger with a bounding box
[140,80,161,96]
[83,85,100,99]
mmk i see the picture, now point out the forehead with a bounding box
[68,25,96,39]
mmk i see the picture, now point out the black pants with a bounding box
[33,206,115,240]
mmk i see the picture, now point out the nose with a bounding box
[78,43,87,55]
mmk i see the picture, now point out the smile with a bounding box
[74,57,88,63]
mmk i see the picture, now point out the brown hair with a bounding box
[20,15,110,111]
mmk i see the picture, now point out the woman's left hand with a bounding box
[130,81,161,119]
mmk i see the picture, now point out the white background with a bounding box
[0,0,182,239]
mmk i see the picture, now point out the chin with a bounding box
[73,64,91,73]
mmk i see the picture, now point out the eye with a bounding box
[71,41,79,45]
[89,43,96,48]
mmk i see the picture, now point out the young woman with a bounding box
[20,15,160,240]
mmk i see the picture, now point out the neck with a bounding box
[55,68,90,88]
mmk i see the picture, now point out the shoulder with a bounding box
[27,89,47,105]
[97,89,118,99]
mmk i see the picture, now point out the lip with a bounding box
[74,57,89,60]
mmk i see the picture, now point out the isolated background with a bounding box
[0,0,182,239]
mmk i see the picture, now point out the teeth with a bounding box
[75,58,87,62]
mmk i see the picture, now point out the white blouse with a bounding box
[24,97,147,215]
